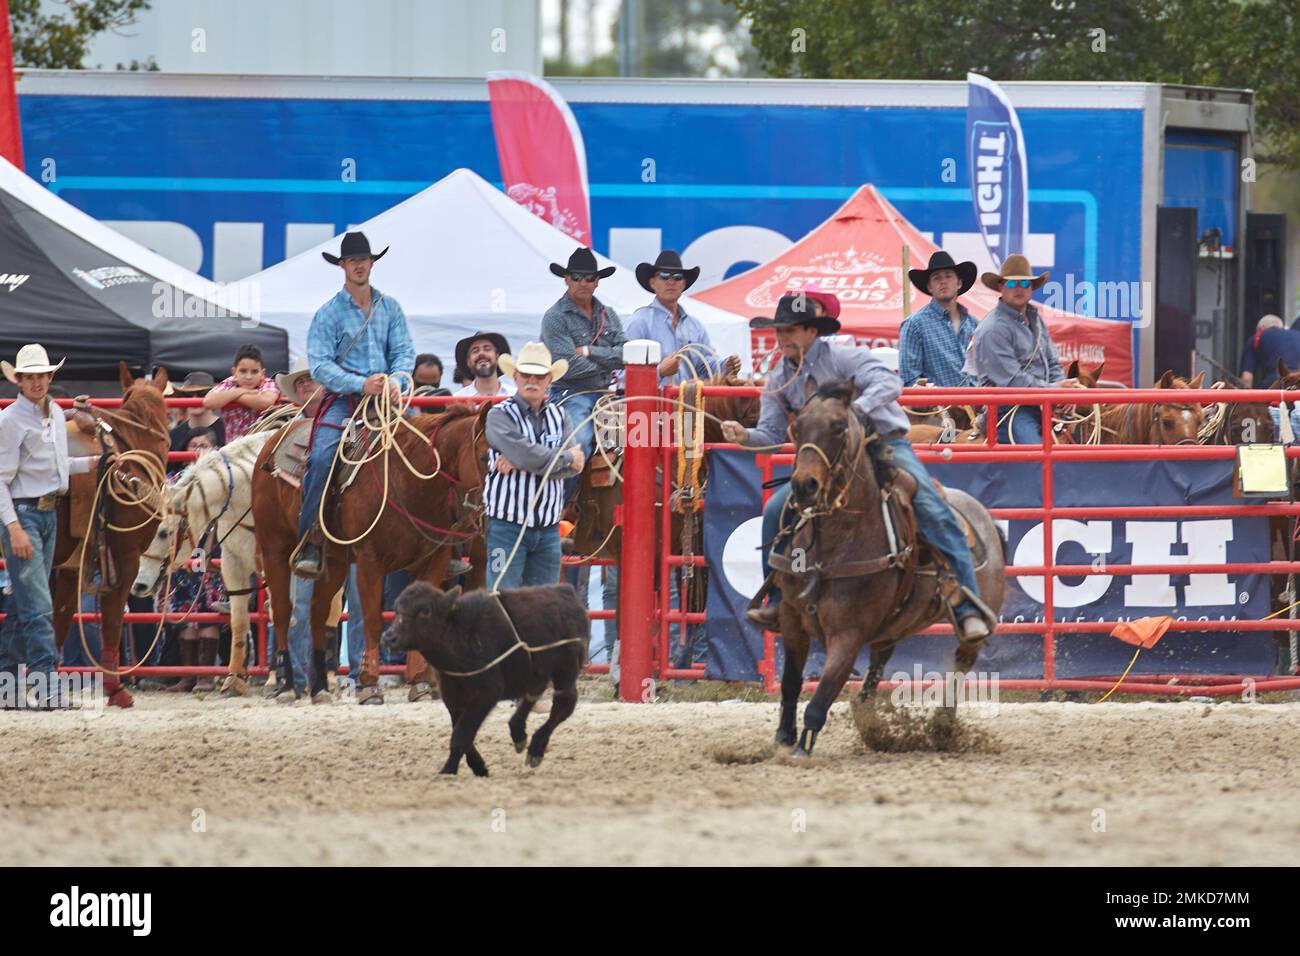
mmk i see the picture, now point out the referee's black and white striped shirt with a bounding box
[483,396,579,528]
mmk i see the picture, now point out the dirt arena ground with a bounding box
[3,684,1298,866]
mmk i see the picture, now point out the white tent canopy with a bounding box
[242,168,753,378]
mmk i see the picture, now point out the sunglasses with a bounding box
[656,271,686,281]
[569,273,598,283]
[1003,279,1034,289]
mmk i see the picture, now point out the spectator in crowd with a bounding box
[0,344,105,708]
[168,371,225,472]
[971,255,1064,444]
[625,250,741,386]
[899,250,979,387]
[413,354,451,395]
[540,247,625,500]
[158,427,227,693]
[1238,314,1299,387]
[484,343,585,590]
[202,344,278,442]
[453,331,515,398]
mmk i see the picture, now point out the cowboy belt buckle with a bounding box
[37,492,59,512]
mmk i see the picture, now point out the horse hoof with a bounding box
[774,729,796,747]
[408,681,435,703]
[356,686,384,706]
[513,738,527,754]
[790,747,812,761]
[107,687,134,709]
[274,688,301,704]
[219,677,247,698]
[311,690,332,706]
[525,753,544,769]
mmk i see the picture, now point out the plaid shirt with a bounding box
[306,286,416,397]
[540,293,625,393]
[898,300,977,387]
[209,375,279,442]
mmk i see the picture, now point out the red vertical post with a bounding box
[619,342,662,702]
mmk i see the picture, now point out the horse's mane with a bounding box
[814,379,856,405]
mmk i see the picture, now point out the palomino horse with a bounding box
[130,430,274,695]
[252,402,490,704]
[770,380,1007,757]
[1068,369,1207,444]
[52,363,171,708]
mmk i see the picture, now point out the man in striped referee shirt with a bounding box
[483,343,586,591]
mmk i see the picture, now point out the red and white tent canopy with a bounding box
[691,185,1132,384]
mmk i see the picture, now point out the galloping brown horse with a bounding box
[52,363,171,708]
[771,381,1007,757]
[253,402,491,704]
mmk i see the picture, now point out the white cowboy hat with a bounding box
[497,342,568,382]
[2,343,65,384]
[275,358,313,397]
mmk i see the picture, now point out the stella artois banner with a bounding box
[487,71,591,245]
[691,185,1132,384]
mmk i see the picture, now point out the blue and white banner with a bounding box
[966,72,1029,268]
[703,452,1278,681]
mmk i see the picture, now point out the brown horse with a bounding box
[52,363,171,708]
[770,380,1007,757]
[1069,369,1206,444]
[252,401,492,704]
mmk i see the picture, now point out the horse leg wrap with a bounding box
[324,625,340,673]
[275,650,294,688]
[310,649,328,697]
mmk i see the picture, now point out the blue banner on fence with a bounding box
[703,451,1280,682]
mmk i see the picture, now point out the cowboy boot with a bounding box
[746,603,782,630]
[292,540,324,579]
[193,637,218,692]
[168,639,198,692]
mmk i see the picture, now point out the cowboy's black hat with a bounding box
[749,292,842,336]
[454,330,511,381]
[549,246,615,280]
[635,250,700,292]
[908,249,977,297]
[322,231,389,265]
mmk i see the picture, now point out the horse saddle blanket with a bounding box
[271,418,369,493]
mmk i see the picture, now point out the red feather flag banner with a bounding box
[486,71,591,246]
[0,0,22,169]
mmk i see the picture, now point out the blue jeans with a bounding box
[0,505,60,685]
[996,405,1044,445]
[553,388,599,501]
[297,399,353,543]
[759,438,981,620]
[284,575,314,693]
[487,518,562,591]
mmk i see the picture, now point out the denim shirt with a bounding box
[540,293,626,393]
[624,299,721,385]
[306,286,416,396]
[971,300,1064,388]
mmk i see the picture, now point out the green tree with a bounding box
[9,0,152,70]
[730,0,1300,166]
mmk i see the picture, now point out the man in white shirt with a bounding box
[452,331,516,398]
[0,345,103,708]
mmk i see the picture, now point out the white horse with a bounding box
[132,430,275,697]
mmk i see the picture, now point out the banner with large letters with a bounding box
[966,72,1029,267]
[703,453,1278,681]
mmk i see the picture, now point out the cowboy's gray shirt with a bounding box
[971,300,1064,388]
[743,338,911,449]
[484,394,582,479]
[540,293,626,393]
[0,396,94,527]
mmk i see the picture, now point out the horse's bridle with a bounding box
[1135,400,1202,445]
[792,407,870,517]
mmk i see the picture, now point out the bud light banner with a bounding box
[703,451,1278,681]
[487,71,592,245]
[966,72,1029,268]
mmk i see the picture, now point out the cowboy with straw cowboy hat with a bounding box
[625,250,743,385]
[970,253,1064,445]
[719,292,993,643]
[482,342,584,591]
[898,250,979,388]
[0,344,105,709]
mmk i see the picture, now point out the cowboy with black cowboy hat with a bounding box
[453,331,515,398]
[293,230,415,579]
[625,250,743,385]
[719,291,992,643]
[970,253,1064,445]
[898,250,979,388]
[539,246,625,497]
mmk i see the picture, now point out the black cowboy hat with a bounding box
[454,330,511,381]
[549,246,615,280]
[748,292,842,336]
[635,250,700,292]
[908,249,977,297]
[322,231,389,265]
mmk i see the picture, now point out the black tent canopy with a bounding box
[0,158,287,387]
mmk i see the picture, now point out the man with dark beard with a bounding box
[452,331,515,398]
